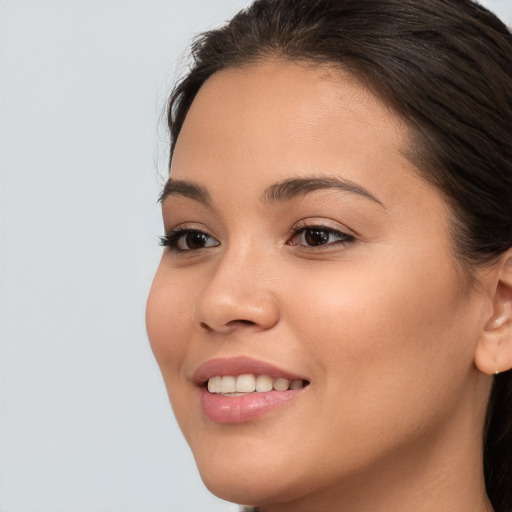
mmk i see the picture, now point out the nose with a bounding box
[193,248,280,334]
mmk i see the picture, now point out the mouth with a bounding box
[205,374,308,395]
[193,357,310,423]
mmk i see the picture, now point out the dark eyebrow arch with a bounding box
[262,176,384,207]
[159,179,211,205]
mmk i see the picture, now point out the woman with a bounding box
[146,1,512,510]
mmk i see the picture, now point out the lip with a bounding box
[192,356,307,384]
[192,356,309,424]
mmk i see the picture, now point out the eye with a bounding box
[160,228,220,252]
[288,224,354,247]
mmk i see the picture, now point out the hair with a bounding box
[165,0,512,509]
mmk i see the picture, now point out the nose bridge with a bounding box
[194,239,279,333]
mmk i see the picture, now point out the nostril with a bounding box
[227,319,257,327]
[199,322,213,332]
[198,319,258,334]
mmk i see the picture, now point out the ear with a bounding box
[474,249,512,375]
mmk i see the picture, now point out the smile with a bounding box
[193,357,310,423]
[207,374,306,394]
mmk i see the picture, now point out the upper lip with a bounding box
[192,356,308,386]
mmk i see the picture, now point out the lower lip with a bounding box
[200,387,303,423]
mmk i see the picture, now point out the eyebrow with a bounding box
[159,179,211,205]
[159,175,383,208]
[262,176,384,206]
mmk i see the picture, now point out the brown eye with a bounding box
[288,225,354,247]
[182,232,211,250]
[303,228,330,246]
[160,229,220,252]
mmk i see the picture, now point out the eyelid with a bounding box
[286,218,357,249]
[160,223,220,253]
[289,218,357,237]
[162,221,218,240]
[163,221,208,233]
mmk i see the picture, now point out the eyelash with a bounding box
[159,228,219,253]
[159,223,355,253]
[287,222,355,248]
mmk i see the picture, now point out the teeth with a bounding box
[290,379,303,390]
[273,378,290,391]
[206,374,306,394]
[255,375,273,392]
[207,375,222,393]
[220,376,236,394]
[236,374,256,392]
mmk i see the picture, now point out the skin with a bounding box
[146,60,512,511]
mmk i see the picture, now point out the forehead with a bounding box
[170,60,422,207]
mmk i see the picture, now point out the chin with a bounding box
[200,470,271,506]
[192,442,305,506]
[198,464,303,507]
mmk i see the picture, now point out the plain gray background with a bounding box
[1,1,511,511]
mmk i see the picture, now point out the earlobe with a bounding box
[474,250,512,376]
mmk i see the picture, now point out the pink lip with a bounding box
[192,357,309,424]
[192,356,306,384]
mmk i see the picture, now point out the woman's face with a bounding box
[146,61,490,508]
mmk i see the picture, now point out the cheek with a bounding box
[286,252,475,414]
[311,246,464,338]
[146,263,195,378]
[266,255,477,483]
